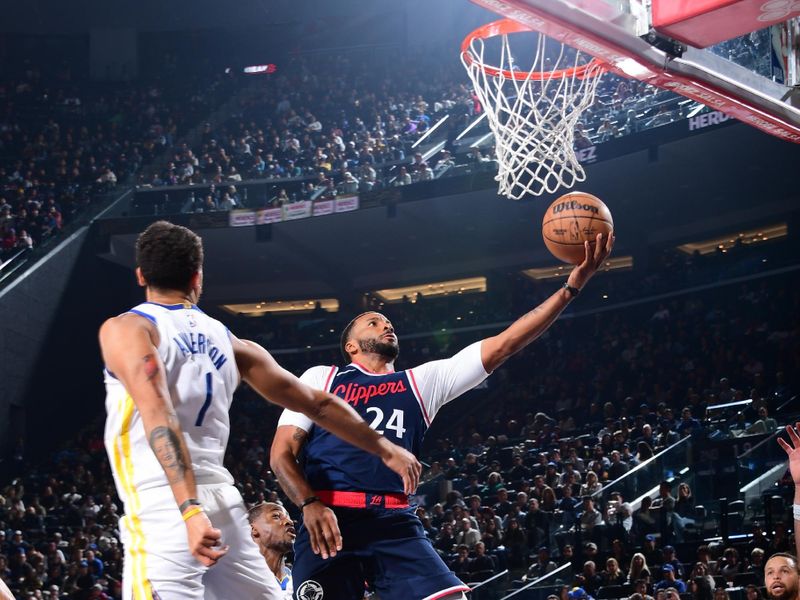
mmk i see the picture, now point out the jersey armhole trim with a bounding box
[407,369,432,427]
[323,366,338,392]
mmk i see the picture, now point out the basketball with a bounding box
[542,191,614,264]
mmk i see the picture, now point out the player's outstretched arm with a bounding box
[99,314,227,567]
[232,336,421,493]
[480,233,614,372]
[0,575,14,600]
[777,423,800,559]
[271,425,343,559]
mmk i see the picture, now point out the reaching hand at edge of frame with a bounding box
[778,423,800,488]
[0,575,13,600]
[567,232,615,290]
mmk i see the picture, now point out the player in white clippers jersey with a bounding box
[100,221,420,600]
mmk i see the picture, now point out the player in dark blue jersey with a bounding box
[272,233,614,600]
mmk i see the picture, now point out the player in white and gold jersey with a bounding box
[100,220,420,600]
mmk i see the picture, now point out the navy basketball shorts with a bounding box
[292,506,468,600]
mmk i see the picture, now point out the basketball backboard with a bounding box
[469,0,800,143]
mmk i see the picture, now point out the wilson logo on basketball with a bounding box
[552,200,600,215]
[333,380,409,407]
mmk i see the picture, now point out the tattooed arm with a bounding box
[270,425,344,560]
[232,336,420,495]
[480,233,614,372]
[99,313,227,567]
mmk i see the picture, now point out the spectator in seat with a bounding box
[468,541,496,580]
[719,547,743,581]
[654,565,686,594]
[661,546,684,579]
[691,562,716,591]
[504,518,528,568]
[339,172,359,195]
[434,522,456,555]
[596,118,618,142]
[557,484,580,525]
[690,576,715,600]
[580,472,603,497]
[601,557,627,587]
[747,548,766,584]
[218,192,237,211]
[608,451,629,480]
[481,517,502,551]
[631,578,655,600]
[747,406,778,434]
[579,496,603,533]
[677,407,703,436]
[713,589,731,600]
[576,560,603,597]
[394,166,412,186]
[627,553,652,584]
[642,536,662,570]
[418,162,434,181]
[449,545,472,578]
[743,584,763,600]
[528,546,558,580]
[494,488,513,518]
[455,517,481,551]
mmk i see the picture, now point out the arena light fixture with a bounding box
[221,298,339,317]
[522,256,633,281]
[676,223,787,255]
[372,276,487,303]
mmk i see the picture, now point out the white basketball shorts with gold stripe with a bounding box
[119,483,282,600]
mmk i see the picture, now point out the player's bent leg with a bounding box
[293,554,365,600]
[201,485,282,600]
[119,496,205,600]
[370,510,470,600]
[292,519,366,600]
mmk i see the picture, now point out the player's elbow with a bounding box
[482,336,512,372]
[305,393,333,423]
[269,448,289,476]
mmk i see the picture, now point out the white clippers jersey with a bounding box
[104,302,239,507]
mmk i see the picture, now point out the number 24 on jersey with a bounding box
[365,407,406,439]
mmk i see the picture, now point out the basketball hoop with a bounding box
[461,19,606,199]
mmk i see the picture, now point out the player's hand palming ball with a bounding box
[542,191,614,264]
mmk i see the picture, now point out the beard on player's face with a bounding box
[358,337,399,360]
[769,588,796,600]
[769,582,799,600]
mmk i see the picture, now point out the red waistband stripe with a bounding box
[316,490,409,509]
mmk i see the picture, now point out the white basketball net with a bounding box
[462,29,605,200]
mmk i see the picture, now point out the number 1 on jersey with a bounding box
[365,407,406,439]
[195,372,213,426]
